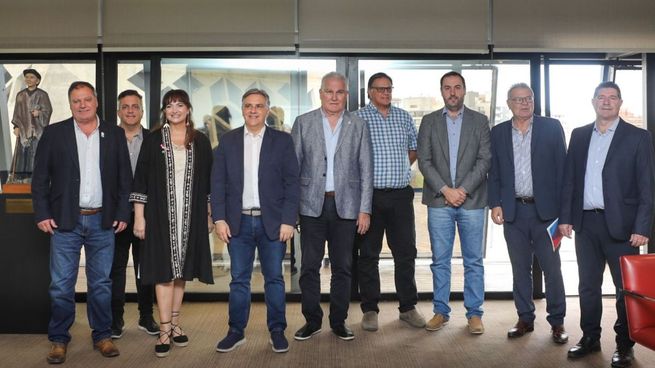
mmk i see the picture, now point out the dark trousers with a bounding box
[504,202,566,326]
[299,196,356,328]
[575,211,638,348]
[356,186,418,313]
[110,215,154,321]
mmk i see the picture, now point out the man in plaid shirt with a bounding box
[354,72,425,331]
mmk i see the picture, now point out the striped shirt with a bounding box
[512,119,533,197]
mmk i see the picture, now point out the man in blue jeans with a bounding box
[417,71,491,334]
[32,81,132,364]
[211,88,300,353]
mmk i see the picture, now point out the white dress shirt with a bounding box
[242,126,265,209]
[74,117,102,208]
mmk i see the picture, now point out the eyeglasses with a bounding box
[321,89,347,98]
[370,86,393,93]
[242,103,267,110]
[510,96,534,104]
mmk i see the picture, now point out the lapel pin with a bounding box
[101,132,105,138]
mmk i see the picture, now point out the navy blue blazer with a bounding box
[488,115,567,222]
[32,117,132,230]
[560,119,655,240]
[210,126,300,240]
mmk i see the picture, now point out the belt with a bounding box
[584,208,605,213]
[374,187,405,192]
[515,197,535,204]
[242,208,262,216]
[80,207,102,215]
[325,191,335,197]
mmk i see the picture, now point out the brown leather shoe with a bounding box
[93,338,120,357]
[507,319,534,338]
[46,342,67,364]
[551,325,569,344]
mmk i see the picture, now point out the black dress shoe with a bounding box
[507,320,534,338]
[551,325,569,344]
[294,323,322,341]
[567,336,601,359]
[611,347,634,368]
[332,325,354,341]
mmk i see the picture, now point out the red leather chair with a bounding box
[620,254,655,351]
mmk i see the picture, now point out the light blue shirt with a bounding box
[321,109,344,192]
[512,119,533,197]
[444,108,463,187]
[74,117,103,208]
[583,118,619,210]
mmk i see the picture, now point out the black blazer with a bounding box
[210,126,300,240]
[560,119,655,240]
[488,115,567,222]
[32,118,132,230]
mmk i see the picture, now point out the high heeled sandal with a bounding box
[171,311,189,347]
[155,321,172,358]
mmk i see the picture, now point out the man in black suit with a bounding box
[32,81,132,364]
[109,90,158,339]
[560,81,654,368]
[488,83,568,344]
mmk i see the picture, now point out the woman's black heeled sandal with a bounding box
[155,321,172,358]
[171,311,189,347]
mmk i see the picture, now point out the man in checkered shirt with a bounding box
[354,72,425,332]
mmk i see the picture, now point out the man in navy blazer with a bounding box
[559,82,654,368]
[488,83,568,344]
[211,88,300,354]
[32,81,132,364]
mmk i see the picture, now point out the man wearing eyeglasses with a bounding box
[559,81,654,368]
[488,83,568,344]
[417,71,491,334]
[354,72,424,332]
[211,88,300,353]
[291,72,373,341]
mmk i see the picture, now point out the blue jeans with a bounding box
[49,213,115,344]
[427,206,485,319]
[228,215,286,335]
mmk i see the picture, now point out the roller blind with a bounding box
[494,0,655,52]
[0,0,97,51]
[298,0,488,53]
[103,0,296,51]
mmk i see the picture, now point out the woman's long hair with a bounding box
[155,89,196,147]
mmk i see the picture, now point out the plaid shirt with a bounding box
[355,103,417,189]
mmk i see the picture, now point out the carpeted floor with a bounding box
[1,298,654,368]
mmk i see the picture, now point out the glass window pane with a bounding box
[1,63,96,184]
[614,69,644,128]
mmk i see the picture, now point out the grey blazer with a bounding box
[291,108,373,220]
[417,106,491,209]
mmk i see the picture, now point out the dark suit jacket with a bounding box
[560,119,655,240]
[210,126,300,240]
[32,117,132,230]
[488,115,567,222]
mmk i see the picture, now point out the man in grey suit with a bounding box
[417,71,491,334]
[291,72,373,341]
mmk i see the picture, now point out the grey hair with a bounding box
[241,88,271,107]
[320,72,348,91]
[507,82,533,100]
